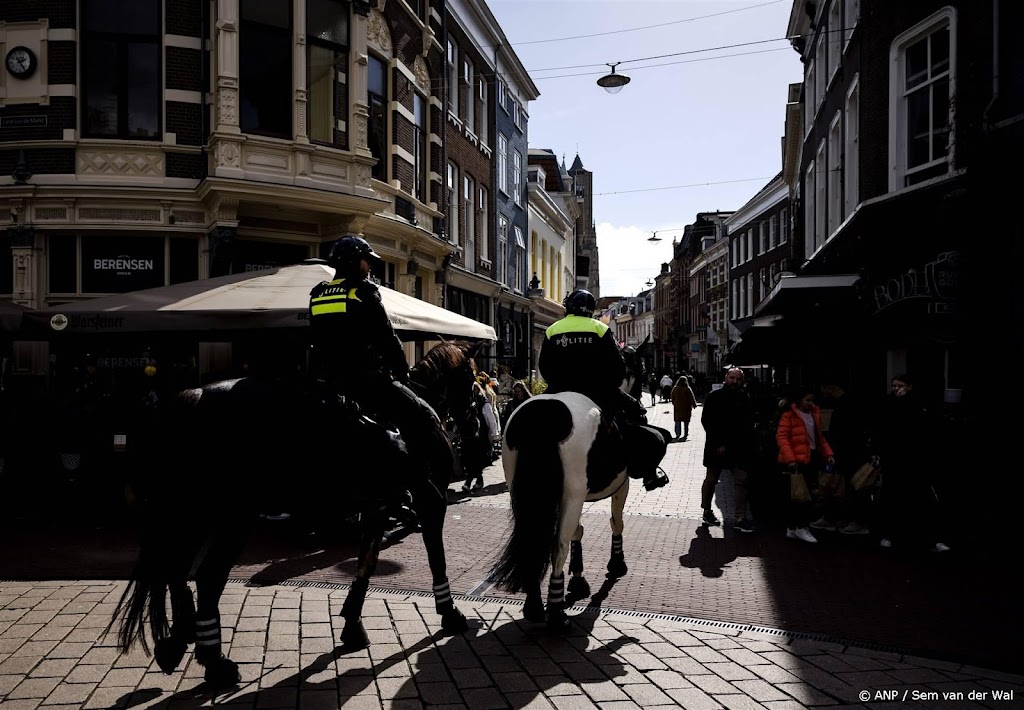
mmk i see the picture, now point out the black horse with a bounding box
[108,341,481,685]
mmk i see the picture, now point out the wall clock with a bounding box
[5,46,38,79]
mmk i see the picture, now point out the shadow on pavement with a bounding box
[678,523,748,578]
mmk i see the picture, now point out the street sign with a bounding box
[1,115,47,128]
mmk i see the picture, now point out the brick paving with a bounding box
[0,581,1021,709]
[2,394,1022,707]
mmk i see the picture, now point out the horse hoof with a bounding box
[154,637,187,675]
[607,555,628,578]
[341,621,370,650]
[546,611,571,634]
[523,597,546,623]
[567,576,591,599]
[203,656,240,686]
[441,608,469,635]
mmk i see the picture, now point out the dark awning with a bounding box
[754,274,860,319]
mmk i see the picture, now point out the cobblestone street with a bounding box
[0,396,1018,708]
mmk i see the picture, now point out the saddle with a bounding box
[585,413,629,494]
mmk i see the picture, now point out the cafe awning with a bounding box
[22,261,496,341]
[754,274,860,318]
[0,300,29,334]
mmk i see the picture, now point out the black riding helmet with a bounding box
[327,235,383,276]
[563,289,597,317]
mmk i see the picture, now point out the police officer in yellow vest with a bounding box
[539,289,670,491]
[309,235,454,483]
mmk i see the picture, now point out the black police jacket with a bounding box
[538,315,625,397]
[309,277,409,383]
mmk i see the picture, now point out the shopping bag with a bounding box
[790,472,812,503]
[818,470,845,498]
[850,461,879,491]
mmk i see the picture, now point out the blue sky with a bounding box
[489,0,803,297]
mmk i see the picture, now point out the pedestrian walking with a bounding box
[776,386,836,543]
[700,367,756,532]
[671,375,697,440]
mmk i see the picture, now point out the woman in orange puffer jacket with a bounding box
[776,386,836,543]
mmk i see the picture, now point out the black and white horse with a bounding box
[488,362,661,630]
[108,341,480,685]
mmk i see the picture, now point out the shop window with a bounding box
[240,0,293,138]
[81,0,161,139]
[230,240,309,274]
[47,236,78,294]
[81,236,165,293]
[170,237,199,284]
[0,244,12,294]
[307,0,349,143]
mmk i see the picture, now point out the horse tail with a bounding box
[107,538,170,655]
[489,398,574,594]
[108,388,201,655]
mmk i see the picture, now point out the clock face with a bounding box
[5,46,36,79]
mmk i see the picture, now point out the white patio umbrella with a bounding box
[24,261,496,342]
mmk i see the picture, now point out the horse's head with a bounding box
[409,340,482,427]
[620,342,646,396]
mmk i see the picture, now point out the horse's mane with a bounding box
[411,341,471,388]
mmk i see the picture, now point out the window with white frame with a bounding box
[739,276,746,318]
[446,40,458,115]
[845,77,860,214]
[512,150,522,206]
[463,60,474,132]
[513,101,523,131]
[463,175,475,270]
[804,62,816,135]
[804,162,815,260]
[890,8,955,189]
[413,93,427,203]
[815,140,826,253]
[497,78,507,113]
[478,77,488,146]
[746,273,754,316]
[746,229,753,263]
[769,213,777,249]
[780,207,788,242]
[478,186,488,260]
[732,280,739,319]
[828,112,842,234]
[447,162,458,244]
[759,221,767,255]
[513,225,526,291]
[497,216,508,285]
[828,0,841,84]
[815,38,826,109]
[497,134,508,194]
[845,0,860,48]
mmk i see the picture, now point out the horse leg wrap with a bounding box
[611,534,623,557]
[432,579,453,614]
[547,572,565,612]
[193,617,221,664]
[569,541,583,576]
[342,578,370,621]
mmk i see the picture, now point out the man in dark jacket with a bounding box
[874,373,950,551]
[701,367,756,531]
[310,235,453,483]
[538,290,668,491]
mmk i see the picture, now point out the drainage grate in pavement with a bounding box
[224,578,905,656]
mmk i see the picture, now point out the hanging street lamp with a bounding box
[597,63,630,94]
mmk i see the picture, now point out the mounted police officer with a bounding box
[309,235,454,484]
[538,289,669,491]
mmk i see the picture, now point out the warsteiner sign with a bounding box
[81,237,164,293]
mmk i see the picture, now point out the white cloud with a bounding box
[595,222,677,298]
